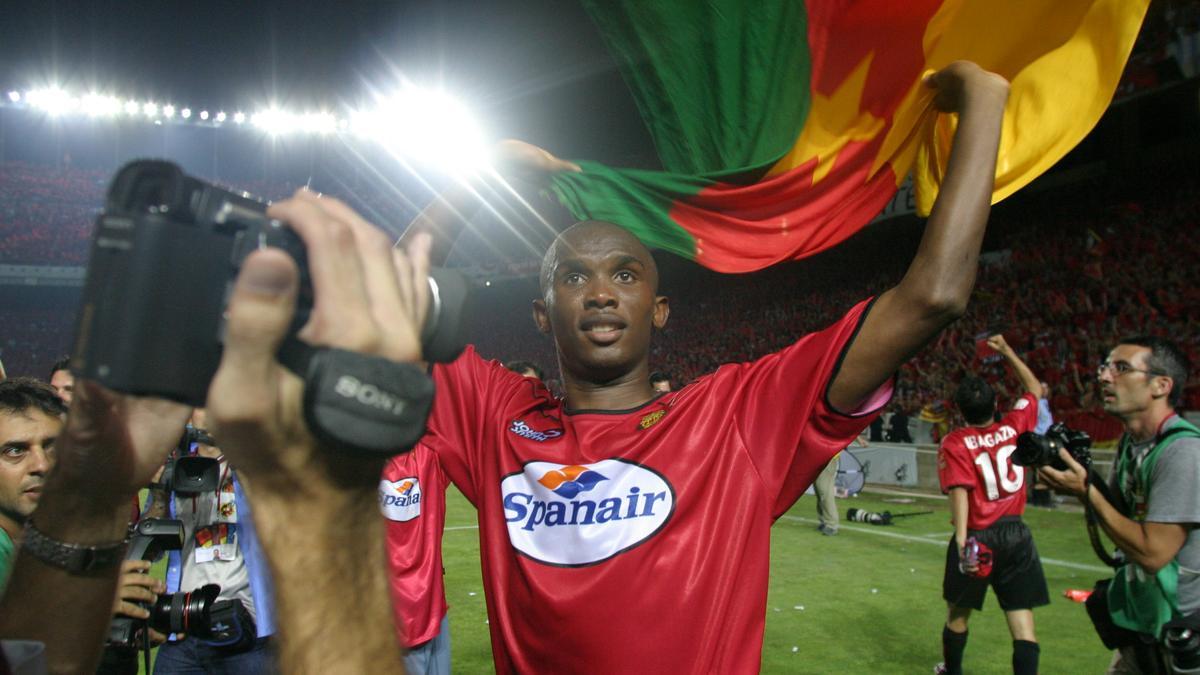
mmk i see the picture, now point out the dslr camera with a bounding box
[1012,422,1093,472]
[108,519,255,652]
[70,160,470,408]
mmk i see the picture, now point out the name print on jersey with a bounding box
[501,459,676,567]
[379,477,422,522]
[509,419,563,442]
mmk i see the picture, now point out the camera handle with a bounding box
[276,339,433,457]
[1084,468,1125,569]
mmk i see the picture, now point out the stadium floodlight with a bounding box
[124,99,140,115]
[6,91,19,103]
[163,104,176,118]
[234,111,246,124]
[143,102,159,118]
[215,111,227,123]
[353,86,489,171]
[181,107,192,119]
[28,88,72,116]
[82,94,119,117]
[199,110,210,121]
[303,112,337,135]
[252,107,296,135]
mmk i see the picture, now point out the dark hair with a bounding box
[0,377,68,419]
[48,356,71,381]
[649,371,671,386]
[505,360,544,381]
[1118,335,1191,408]
[954,376,996,425]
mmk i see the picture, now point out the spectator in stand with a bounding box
[47,356,73,405]
[888,405,914,443]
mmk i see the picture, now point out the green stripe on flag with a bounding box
[580,0,812,175]
[549,161,702,260]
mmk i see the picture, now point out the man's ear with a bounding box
[1152,375,1174,402]
[652,295,670,330]
[532,299,552,335]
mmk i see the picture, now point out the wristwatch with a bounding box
[22,522,128,575]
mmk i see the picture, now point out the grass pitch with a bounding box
[442,486,1115,674]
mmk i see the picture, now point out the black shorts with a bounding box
[943,516,1050,612]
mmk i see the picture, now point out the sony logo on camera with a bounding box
[334,375,409,416]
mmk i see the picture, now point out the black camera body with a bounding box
[1013,422,1093,472]
[1164,613,1200,673]
[71,160,470,408]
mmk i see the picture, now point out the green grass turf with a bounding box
[441,486,1116,674]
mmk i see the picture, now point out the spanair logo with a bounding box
[501,459,675,567]
[509,419,563,442]
[378,477,422,522]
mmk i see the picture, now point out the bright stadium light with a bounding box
[233,111,246,124]
[181,107,192,119]
[199,110,210,120]
[28,88,72,116]
[6,91,19,103]
[215,111,227,123]
[143,102,159,118]
[124,99,140,115]
[82,93,119,117]
[353,86,488,171]
[162,104,176,118]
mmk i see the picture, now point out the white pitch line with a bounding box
[780,515,1110,573]
[445,525,481,532]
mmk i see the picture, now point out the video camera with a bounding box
[155,425,221,494]
[108,519,255,652]
[1012,422,1093,472]
[69,160,471,408]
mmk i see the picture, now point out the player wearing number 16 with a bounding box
[935,334,1049,675]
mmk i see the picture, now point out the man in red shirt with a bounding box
[381,442,450,674]
[410,61,1010,672]
[936,334,1048,675]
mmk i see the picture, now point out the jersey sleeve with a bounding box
[1001,393,1040,434]
[423,346,512,504]
[938,437,975,494]
[722,298,893,515]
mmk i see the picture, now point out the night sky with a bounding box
[0,0,657,165]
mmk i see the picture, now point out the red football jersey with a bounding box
[381,442,449,648]
[424,300,889,674]
[938,393,1039,530]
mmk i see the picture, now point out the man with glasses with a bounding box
[1041,336,1200,674]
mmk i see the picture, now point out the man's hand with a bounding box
[492,139,581,183]
[49,382,190,514]
[207,188,432,497]
[1038,449,1090,499]
[111,560,168,645]
[986,334,1012,356]
[925,61,1010,115]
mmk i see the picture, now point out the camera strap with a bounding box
[277,339,433,457]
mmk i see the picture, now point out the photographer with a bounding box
[141,410,276,674]
[1041,337,1200,674]
[935,334,1048,675]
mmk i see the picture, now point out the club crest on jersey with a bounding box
[638,410,666,430]
[378,477,422,522]
[509,418,563,442]
[501,459,675,567]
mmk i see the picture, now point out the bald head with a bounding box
[540,221,658,297]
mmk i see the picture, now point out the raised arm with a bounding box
[828,62,1009,412]
[986,333,1043,398]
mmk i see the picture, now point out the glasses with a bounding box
[1096,360,1161,378]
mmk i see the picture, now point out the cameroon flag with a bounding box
[548,0,1149,273]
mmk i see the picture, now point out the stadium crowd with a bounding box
[3,161,1198,438]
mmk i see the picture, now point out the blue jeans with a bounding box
[403,615,451,675]
[152,636,275,675]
